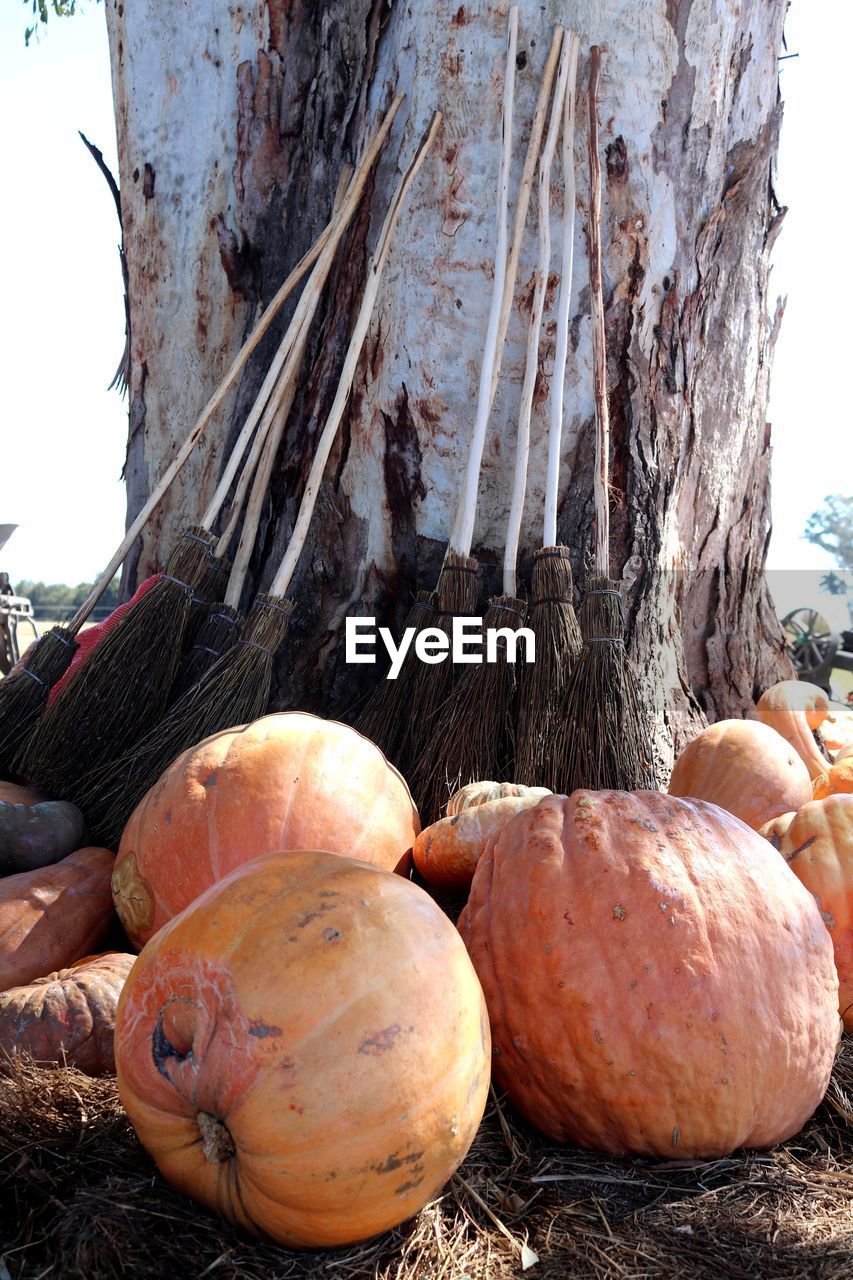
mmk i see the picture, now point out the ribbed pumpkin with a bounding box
[756,681,830,781]
[668,719,812,829]
[414,795,547,892]
[761,795,853,1029]
[0,847,115,991]
[113,713,419,949]
[446,781,551,816]
[0,951,135,1074]
[458,791,839,1157]
[115,849,490,1248]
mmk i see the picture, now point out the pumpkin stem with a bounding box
[197,1111,235,1164]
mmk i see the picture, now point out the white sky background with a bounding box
[0,2,848,614]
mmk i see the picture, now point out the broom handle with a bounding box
[503,28,569,596]
[451,6,519,558]
[270,113,442,598]
[212,165,354,565]
[544,31,580,548]
[587,45,609,576]
[66,98,403,635]
[489,23,563,412]
[201,101,403,530]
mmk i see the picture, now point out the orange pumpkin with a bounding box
[0,847,116,991]
[458,791,839,1157]
[762,795,853,1029]
[0,951,135,1074]
[113,713,419,949]
[824,707,853,756]
[414,795,546,892]
[446,781,550,816]
[756,681,830,781]
[115,849,490,1248]
[668,719,812,829]
[813,756,853,801]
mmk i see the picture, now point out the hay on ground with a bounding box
[2,1040,853,1280]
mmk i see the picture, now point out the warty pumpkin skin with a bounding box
[668,719,812,829]
[458,791,839,1158]
[446,781,551,816]
[414,795,547,892]
[113,712,419,949]
[0,951,135,1074]
[756,681,830,781]
[0,847,115,991]
[115,849,490,1249]
[762,795,853,1029]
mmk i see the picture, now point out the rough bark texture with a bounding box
[105,0,793,777]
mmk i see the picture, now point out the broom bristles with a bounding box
[183,552,232,651]
[12,527,215,800]
[355,591,437,763]
[169,602,241,703]
[0,627,78,778]
[516,546,582,785]
[548,575,657,794]
[77,593,293,848]
[411,594,525,823]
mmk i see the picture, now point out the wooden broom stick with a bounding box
[488,22,563,410]
[586,45,609,574]
[451,6,519,557]
[65,95,404,635]
[544,31,580,549]
[503,27,569,595]
[269,113,443,598]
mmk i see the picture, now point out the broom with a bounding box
[0,114,400,782]
[75,113,442,848]
[515,30,583,785]
[11,107,403,797]
[549,46,656,795]
[410,27,569,821]
[356,14,562,770]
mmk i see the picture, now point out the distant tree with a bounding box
[805,495,853,571]
[23,0,88,45]
[14,577,121,613]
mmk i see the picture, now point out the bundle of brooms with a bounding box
[6,99,404,802]
[75,113,442,849]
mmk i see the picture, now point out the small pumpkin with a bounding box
[813,756,853,801]
[0,799,85,876]
[115,849,490,1248]
[824,707,853,756]
[0,782,49,807]
[459,790,839,1157]
[0,951,135,1075]
[113,713,420,949]
[756,681,830,781]
[668,719,812,829]
[414,795,547,892]
[0,847,115,991]
[762,794,853,1029]
[446,780,551,817]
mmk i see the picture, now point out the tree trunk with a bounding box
[105,0,793,775]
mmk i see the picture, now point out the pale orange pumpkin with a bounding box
[459,790,839,1157]
[813,756,853,801]
[762,794,853,1029]
[756,681,831,781]
[115,849,490,1248]
[113,713,419,949]
[668,719,812,829]
[824,707,853,756]
[0,951,135,1074]
[446,781,550,817]
[414,794,547,892]
[0,847,116,991]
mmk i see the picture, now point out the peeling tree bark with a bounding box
[105,0,793,775]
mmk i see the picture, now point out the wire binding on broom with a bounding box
[12,527,216,800]
[169,604,242,704]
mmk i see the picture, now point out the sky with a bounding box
[0,2,849,618]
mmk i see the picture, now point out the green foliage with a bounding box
[804,495,853,572]
[23,0,88,46]
[14,578,121,612]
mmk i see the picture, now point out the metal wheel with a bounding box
[781,607,835,682]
